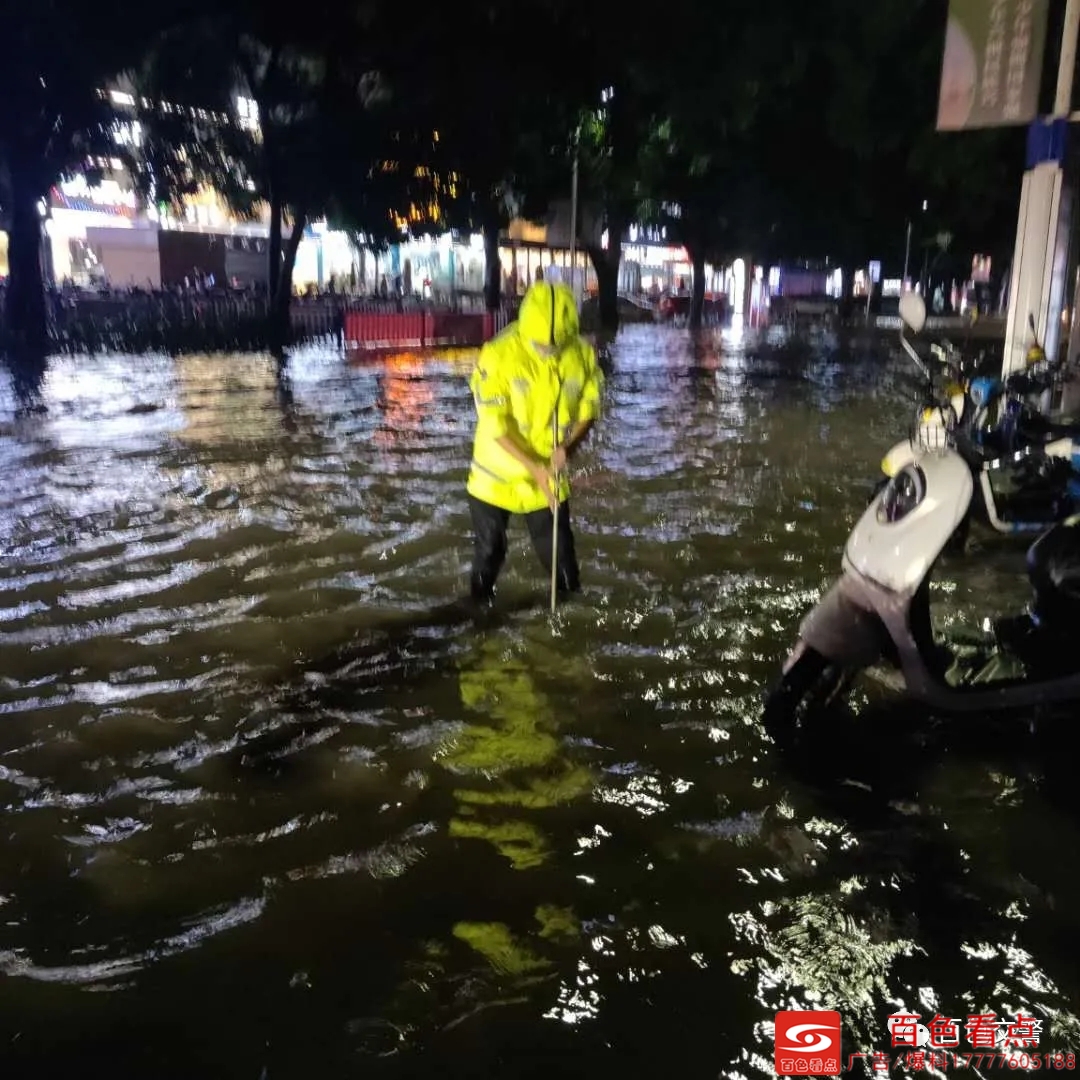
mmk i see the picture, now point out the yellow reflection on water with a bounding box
[439,637,594,871]
[452,920,552,977]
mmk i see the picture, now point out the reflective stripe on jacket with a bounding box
[467,282,603,514]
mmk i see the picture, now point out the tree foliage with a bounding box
[616,0,1030,325]
[380,1,603,308]
[0,0,1042,361]
[133,2,418,347]
[0,1,183,359]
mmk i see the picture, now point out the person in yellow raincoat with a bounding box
[466,281,604,604]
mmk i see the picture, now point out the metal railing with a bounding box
[1,289,521,355]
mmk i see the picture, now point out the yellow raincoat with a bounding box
[467,282,604,514]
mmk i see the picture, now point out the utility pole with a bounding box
[902,220,912,290]
[568,128,580,306]
[1003,0,1080,378]
[1060,0,1080,410]
[1060,0,1080,117]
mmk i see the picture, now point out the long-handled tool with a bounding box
[550,407,560,614]
[552,126,579,614]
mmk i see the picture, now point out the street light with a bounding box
[903,221,912,290]
[567,89,613,304]
[569,124,580,306]
[902,200,928,292]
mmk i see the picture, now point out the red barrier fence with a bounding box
[344,308,512,349]
[480,310,511,340]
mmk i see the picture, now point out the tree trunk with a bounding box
[688,246,707,329]
[482,216,501,312]
[2,169,48,370]
[584,245,612,333]
[586,205,627,334]
[840,264,855,324]
[268,184,283,304]
[590,81,633,336]
[270,206,308,356]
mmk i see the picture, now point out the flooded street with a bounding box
[0,323,1078,1077]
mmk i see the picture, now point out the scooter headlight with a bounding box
[877,464,926,524]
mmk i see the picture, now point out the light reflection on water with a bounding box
[0,327,1076,1077]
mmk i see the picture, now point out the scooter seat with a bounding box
[993,611,1076,676]
[1027,517,1080,627]
[1019,412,1080,442]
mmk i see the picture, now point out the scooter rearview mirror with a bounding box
[899,292,927,334]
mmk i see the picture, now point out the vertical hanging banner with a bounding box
[937,0,1050,130]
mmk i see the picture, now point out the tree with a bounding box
[573,85,642,333]
[570,0,829,330]
[135,1,408,351]
[737,0,1025,287]
[568,21,661,334]
[382,1,603,311]
[0,2,171,367]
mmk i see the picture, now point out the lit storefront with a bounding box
[389,232,452,297]
[501,248,594,296]
[46,174,156,287]
[621,240,694,294]
[158,188,273,288]
[17,158,752,303]
[371,225,595,301]
[494,219,593,297]
[452,234,486,294]
[722,259,748,315]
[293,222,358,292]
[619,226,734,297]
[352,244,390,294]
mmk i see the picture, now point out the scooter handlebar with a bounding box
[1006,364,1060,397]
[900,330,932,383]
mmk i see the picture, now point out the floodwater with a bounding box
[0,324,1078,1078]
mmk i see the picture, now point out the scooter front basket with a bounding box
[910,403,957,454]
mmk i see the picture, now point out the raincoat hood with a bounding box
[517,281,580,350]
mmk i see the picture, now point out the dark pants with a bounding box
[468,494,581,602]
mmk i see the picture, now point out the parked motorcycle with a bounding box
[764,292,1080,738]
[876,303,1080,538]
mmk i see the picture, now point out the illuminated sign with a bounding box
[622,244,690,264]
[507,219,547,244]
[51,176,136,217]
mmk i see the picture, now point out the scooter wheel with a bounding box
[762,646,849,744]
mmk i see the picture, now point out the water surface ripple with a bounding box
[0,326,1077,1077]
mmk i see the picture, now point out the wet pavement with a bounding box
[0,324,1077,1078]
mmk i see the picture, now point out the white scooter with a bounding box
[764,292,1080,735]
